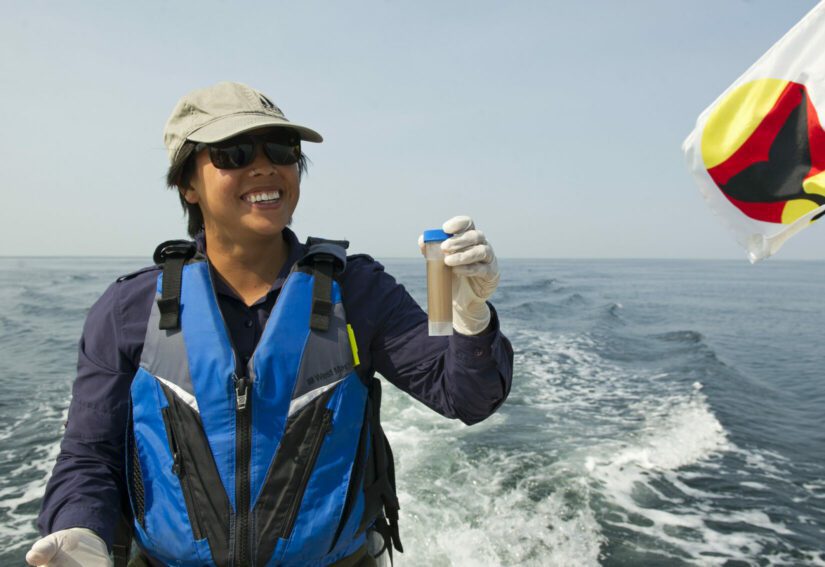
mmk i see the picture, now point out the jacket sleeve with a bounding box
[37,276,151,550]
[346,256,514,425]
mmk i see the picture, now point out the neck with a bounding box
[204,228,289,306]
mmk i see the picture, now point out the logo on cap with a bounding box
[258,94,275,110]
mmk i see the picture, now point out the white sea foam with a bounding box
[803,479,825,499]
[381,378,605,566]
[374,328,741,565]
[0,402,66,550]
[738,448,791,482]
[739,481,769,490]
[510,329,815,565]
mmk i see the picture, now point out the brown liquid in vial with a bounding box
[426,257,452,329]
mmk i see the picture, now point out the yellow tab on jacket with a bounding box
[346,324,360,367]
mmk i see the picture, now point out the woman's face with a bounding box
[183,128,301,245]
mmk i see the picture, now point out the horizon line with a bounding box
[1,255,822,263]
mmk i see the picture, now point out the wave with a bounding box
[18,302,87,320]
[0,402,67,555]
[600,303,625,326]
[652,330,704,344]
[380,395,605,566]
[501,278,558,294]
[579,388,811,564]
[561,293,588,306]
[508,329,824,564]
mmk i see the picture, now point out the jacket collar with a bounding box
[195,228,307,302]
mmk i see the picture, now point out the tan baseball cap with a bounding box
[163,81,323,163]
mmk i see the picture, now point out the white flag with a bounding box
[683,1,825,262]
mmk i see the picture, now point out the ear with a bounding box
[181,185,199,205]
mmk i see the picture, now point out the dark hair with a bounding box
[166,139,309,238]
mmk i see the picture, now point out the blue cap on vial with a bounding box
[422,229,451,243]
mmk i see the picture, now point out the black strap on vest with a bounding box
[361,379,403,561]
[310,256,334,331]
[153,240,197,331]
[112,510,132,567]
[298,237,349,332]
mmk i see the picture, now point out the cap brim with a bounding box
[187,113,323,144]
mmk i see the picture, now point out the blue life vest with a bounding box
[125,239,401,566]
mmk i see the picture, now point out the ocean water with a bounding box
[0,257,823,566]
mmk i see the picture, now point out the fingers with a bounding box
[452,260,498,278]
[442,215,474,235]
[26,536,57,566]
[420,218,494,266]
[420,217,476,255]
[441,229,486,254]
[444,243,494,267]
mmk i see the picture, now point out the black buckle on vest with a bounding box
[153,240,197,266]
[299,237,349,332]
[309,255,335,332]
[153,240,197,331]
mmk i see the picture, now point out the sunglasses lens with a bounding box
[209,141,255,169]
[205,131,300,169]
[263,142,300,165]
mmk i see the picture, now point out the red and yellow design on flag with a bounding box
[683,2,825,261]
[702,79,825,225]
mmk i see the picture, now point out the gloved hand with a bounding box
[25,527,112,567]
[419,216,501,335]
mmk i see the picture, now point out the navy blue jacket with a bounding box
[37,228,514,549]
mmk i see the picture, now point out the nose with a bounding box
[248,145,277,177]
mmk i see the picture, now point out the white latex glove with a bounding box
[26,528,112,567]
[419,215,500,335]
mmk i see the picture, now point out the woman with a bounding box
[27,81,513,567]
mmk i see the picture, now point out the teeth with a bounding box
[246,190,281,203]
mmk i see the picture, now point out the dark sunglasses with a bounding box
[195,131,301,169]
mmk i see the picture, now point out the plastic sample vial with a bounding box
[423,229,453,336]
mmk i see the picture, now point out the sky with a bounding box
[1,0,823,260]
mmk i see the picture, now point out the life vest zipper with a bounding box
[234,373,252,566]
[280,408,334,538]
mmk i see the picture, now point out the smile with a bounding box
[242,190,281,204]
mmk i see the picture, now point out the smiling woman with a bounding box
[187,131,300,232]
[180,128,305,304]
[168,126,310,239]
[158,84,323,304]
[27,81,513,567]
